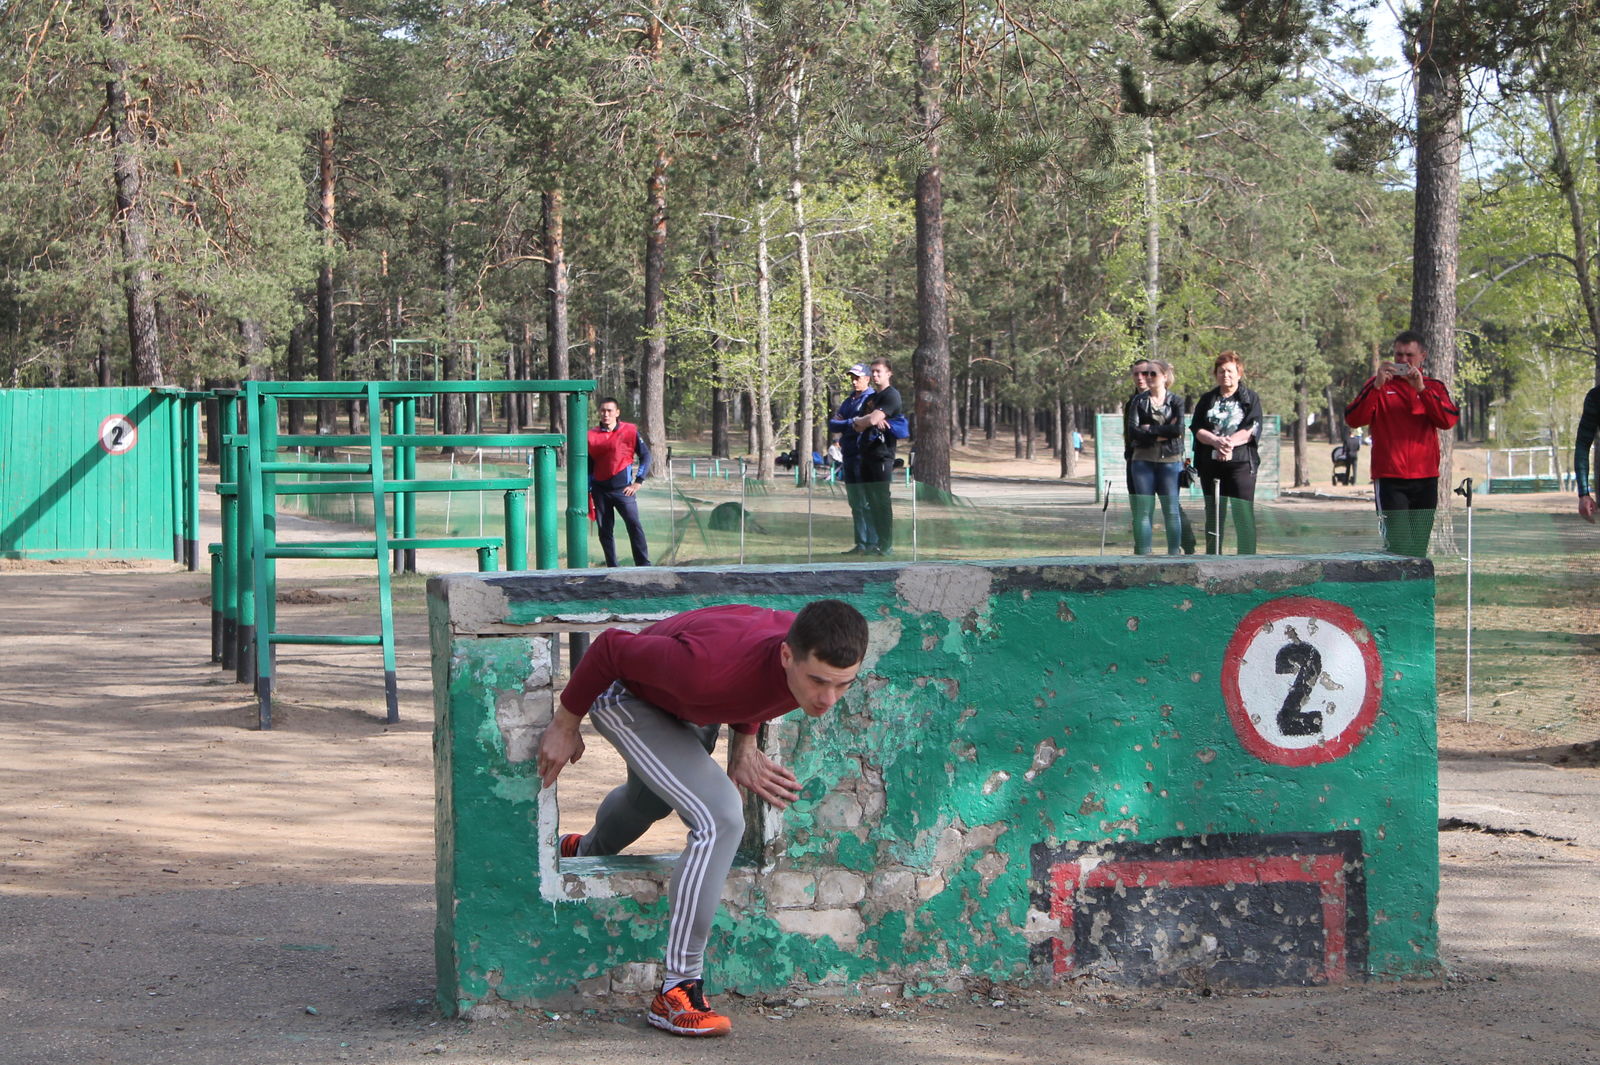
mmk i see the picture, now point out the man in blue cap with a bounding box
[827,364,878,554]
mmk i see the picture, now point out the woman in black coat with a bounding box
[1189,351,1262,554]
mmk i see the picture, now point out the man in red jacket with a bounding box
[1344,330,1461,557]
[588,397,652,567]
[537,598,869,1038]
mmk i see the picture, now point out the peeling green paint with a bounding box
[429,556,1440,1013]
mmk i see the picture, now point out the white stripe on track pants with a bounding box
[585,682,745,985]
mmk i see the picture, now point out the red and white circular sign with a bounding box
[99,413,137,454]
[1220,597,1382,766]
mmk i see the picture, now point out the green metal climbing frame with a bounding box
[214,379,593,729]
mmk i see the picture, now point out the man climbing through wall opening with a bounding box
[536,598,870,1037]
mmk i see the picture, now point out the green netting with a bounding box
[273,448,1598,747]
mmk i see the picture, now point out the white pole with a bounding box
[909,462,917,561]
[806,462,814,564]
[1455,477,1475,722]
[1099,480,1113,555]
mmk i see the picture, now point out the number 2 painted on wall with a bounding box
[98,413,137,454]
[1274,641,1323,737]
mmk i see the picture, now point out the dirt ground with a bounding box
[2,441,1599,1065]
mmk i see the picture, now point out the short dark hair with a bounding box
[1393,330,1426,350]
[871,358,892,373]
[597,396,621,408]
[786,599,869,668]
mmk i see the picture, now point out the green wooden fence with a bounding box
[0,387,202,563]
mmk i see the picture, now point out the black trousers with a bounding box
[859,453,895,552]
[592,485,651,567]
[1375,476,1438,557]
[1196,460,1257,555]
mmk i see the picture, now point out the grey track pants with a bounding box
[578,682,744,985]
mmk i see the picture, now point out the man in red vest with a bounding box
[588,397,653,567]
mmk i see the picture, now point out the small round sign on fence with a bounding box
[1220,597,1382,766]
[98,414,138,455]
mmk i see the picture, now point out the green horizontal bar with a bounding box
[268,546,379,559]
[268,633,385,646]
[244,380,596,397]
[271,537,502,553]
[261,461,372,474]
[272,434,564,448]
[275,477,533,496]
[388,537,503,549]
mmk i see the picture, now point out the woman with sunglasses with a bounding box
[1189,351,1261,554]
[1125,359,1186,554]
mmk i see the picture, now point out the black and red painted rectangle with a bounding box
[1030,831,1367,988]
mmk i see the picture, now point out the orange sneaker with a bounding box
[647,979,732,1037]
[558,833,583,858]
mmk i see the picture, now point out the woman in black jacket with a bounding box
[1125,359,1187,555]
[1189,351,1262,554]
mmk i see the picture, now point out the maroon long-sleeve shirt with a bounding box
[559,605,798,735]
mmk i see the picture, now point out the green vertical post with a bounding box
[209,544,223,661]
[401,396,419,572]
[218,394,240,671]
[503,489,528,571]
[183,393,202,570]
[366,381,400,723]
[238,386,262,695]
[253,390,281,729]
[167,392,183,564]
[564,390,589,568]
[532,446,558,570]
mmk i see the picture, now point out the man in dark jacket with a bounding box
[827,364,878,554]
[850,359,903,555]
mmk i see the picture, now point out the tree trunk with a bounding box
[1294,350,1310,487]
[1541,92,1600,383]
[1060,393,1078,479]
[704,220,731,459]
[440,168,466,450]
[911,30,951,493]
[641,149,670,462]
[240,319,266,383]
[285,320,306,435]
[1142,112,1161,362]
[788,63,815,486]
[315,126,337,446]
[1410,17,1463,522]
[543,188,570,442]
[100,3,163,386]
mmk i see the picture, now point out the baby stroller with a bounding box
[1331,437,1359,486]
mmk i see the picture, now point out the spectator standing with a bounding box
[588,396,653,567]
[1126,360,1187,555]
[1573,386,1600,522]
[851,358,904,555]
[1344,330,1461,557]
[1190,351,1263,554]
[827,365,878,554]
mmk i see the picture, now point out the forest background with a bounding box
[4,0,1600,492]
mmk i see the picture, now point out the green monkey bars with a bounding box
[212,379,594,729]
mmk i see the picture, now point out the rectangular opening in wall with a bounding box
[535,628,769,873]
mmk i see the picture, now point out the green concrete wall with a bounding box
[428,555,1439,1016]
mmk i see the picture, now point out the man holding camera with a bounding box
[1344,330,1461,557]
